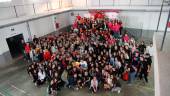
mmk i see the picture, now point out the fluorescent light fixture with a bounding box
[0,0,11,2]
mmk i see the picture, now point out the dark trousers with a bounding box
[139,69,148,83]
[37,78,46,86]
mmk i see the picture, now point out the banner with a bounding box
[168,22,170,28]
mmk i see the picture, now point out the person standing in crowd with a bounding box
[139,56,150,83]
[128,64,137,85]
[138,41,146,54]
[26,14,152,95]
[146,43,154,57]
[25,43,31,62]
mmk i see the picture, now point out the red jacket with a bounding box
[25,44,30,54]
[43,50,51,61]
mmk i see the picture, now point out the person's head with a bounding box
[141,41,144,45]
[40,69,44,73]
[140,56,144,61]
[73,74,77,78]
[55,72,58,77]
[93,76,97,80]
[150,43,153,47]
[73,67,77,71]
[84,71,88,76]
[34,70,37,73]
[125,33,128,36]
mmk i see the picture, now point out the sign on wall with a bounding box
[168,22,170,28]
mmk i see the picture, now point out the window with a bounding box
[0,0,11,2]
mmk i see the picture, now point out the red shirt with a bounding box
[108,22,112,29]
[112,24,120,32]
[25,44,30,54]
[76,15,81,20]
[123,35,129,42]
[73,21,78,29]
[43,50,51,61]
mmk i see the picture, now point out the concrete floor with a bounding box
[155,32,170,96]
[0,58,154,96]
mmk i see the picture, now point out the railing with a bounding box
[0,1,73,20]
[0,0,169,20]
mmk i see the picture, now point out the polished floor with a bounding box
[0,57,154,96]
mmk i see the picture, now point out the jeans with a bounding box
[128,71,136,84]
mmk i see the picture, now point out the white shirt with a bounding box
[147,46,154,56]
[38,71,46,80]
[91,79,98,88]
[51,46,57,53]
[107,78,112,86]
[80,61,87,68]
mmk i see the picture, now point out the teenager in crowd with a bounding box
[90,76,98,93]
[26,14,152,94]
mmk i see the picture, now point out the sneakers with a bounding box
[118,90,121,94]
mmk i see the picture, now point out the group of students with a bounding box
[26,14,153,95]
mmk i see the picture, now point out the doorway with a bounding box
[6,34,24,58]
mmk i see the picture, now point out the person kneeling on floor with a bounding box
[37,69,46,86]
[49,78,58,95]
[111,77,121,94]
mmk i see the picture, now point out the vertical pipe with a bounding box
[86,0,88,7]
[156,0,165,32]
[58,0,60,8]
[99,0,101,7]
[148,0,150,6]
[70,0,73,7]
[160,9,170,51]
[13,6,18,17]
[59,0,61,8]
[26,22,32,41]
[60,0,62,8]
[33,3,36,14]
[46,2,49,11]
[129,0,132,6]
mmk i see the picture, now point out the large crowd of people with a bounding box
[25,13,153,95]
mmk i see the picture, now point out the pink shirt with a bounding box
[73,21,78,29]
[114,24,120,32]
[123,35,129,42]
[111,25,116,31]
[108,38,115,45]
[107,22,112,29]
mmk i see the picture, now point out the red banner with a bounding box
[88,9,119,13]
[168,22,170,28]
[55,23,59,29]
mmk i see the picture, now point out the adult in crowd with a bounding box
[26,14,152,95]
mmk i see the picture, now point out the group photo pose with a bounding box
[26,11,153,96]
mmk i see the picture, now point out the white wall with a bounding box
[71,10,169,31]
[29,12,71,38]
[0,11,71,55]
[87,0,162,6]
[0,0,72,19]
[72,0,86,7]
[29,16,55,37]
[0,23,30,54]
[119,11,169,31]
[71,0,163,6]
[53,12,71,30]
[0,0,165,20]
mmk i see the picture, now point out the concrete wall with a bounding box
[0,11,71,67]
[0,0,72,19]
[72,0,162,7]
[70,10,169,31]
